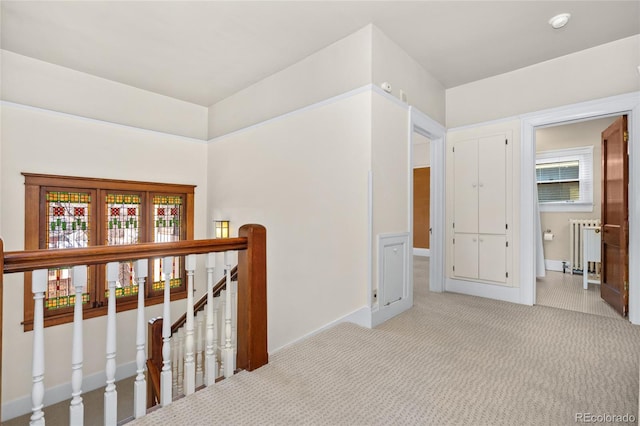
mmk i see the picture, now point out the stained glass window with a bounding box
[152,195,183,290]
[106,193,141,298]
[45,191,91,309]
[24,174,194,329]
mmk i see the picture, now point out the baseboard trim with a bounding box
[371,297,412,327]
[1,361,137,422]
[413,248,430,257]
[445,278,522,304]
[270,306,372,355]
[544,259,566,272]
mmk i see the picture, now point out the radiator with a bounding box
[569,219,601,274]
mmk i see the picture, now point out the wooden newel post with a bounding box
[237,224,268,371]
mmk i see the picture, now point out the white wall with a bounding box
[370,92,410,295]
[0,103,209,414]
[413,132,431,168]
[1,50,208,140]
[372,26,445,126]
[207,92,371,352]
[446,35,640,128]
[207,25,373,139]
[537,116,616,263]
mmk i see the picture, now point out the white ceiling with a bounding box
[2,1,639,107]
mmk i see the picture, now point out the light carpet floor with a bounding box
[130,258,640,426]
[536,270,621,320]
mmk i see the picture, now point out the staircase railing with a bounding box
[146,266,239,407]
[0,224,267,425]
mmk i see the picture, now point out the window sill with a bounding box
[539,202,593,213]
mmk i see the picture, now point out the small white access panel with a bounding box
[382,241,406,306]
[376,233,411,327]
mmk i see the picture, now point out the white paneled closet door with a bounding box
[450,130,511,286]
[478,135,507,234]
[453,139,479,234]
[453,233,479,280]
[478,235,507,283]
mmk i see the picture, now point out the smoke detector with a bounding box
[549,13,571,29]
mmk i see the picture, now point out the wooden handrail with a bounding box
[171,266,238,334]
[2,238,247,274]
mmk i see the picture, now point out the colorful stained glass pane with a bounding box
[45,191,92,310]
[106,193,142,298]
[45,267,90,310]
[152,257,183,291]
[153,195,183,290]
[46,191,91,249]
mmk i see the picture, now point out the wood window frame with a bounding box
[22,173,195,331]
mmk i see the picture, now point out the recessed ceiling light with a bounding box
[549,13,571,29]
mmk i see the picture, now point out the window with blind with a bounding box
[22,173,195,330]
[535,146,594,212]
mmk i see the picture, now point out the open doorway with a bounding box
[534,115,627,319]
[413,131,431,295]
[409,107,445,297]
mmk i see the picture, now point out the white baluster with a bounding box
[183,254,196,395]
[177,330,184,396]
[133,259,148,419]
[223,253,234,378]
[30,269,47,426]
[196,315,204,388]
[105,262,118,426]
[161,256,173,406]
[70,266,86,425]
[204,253,217,385]
[219,291,226,376]
[172,333,178,395]
[231,279,238,372]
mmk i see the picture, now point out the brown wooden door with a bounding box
[601,116,629,316]
[413,167,430,248]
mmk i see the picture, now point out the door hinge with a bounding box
[453,146,455,153]
[453,222,455,229]
[453,265,455,272]
[505,139,508,145]
[624,281,629,291]
[505,223,508,230]
[453,238,455,244]
[623,131,629,143]
[506,241,509,247]
[506,272,509,278]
